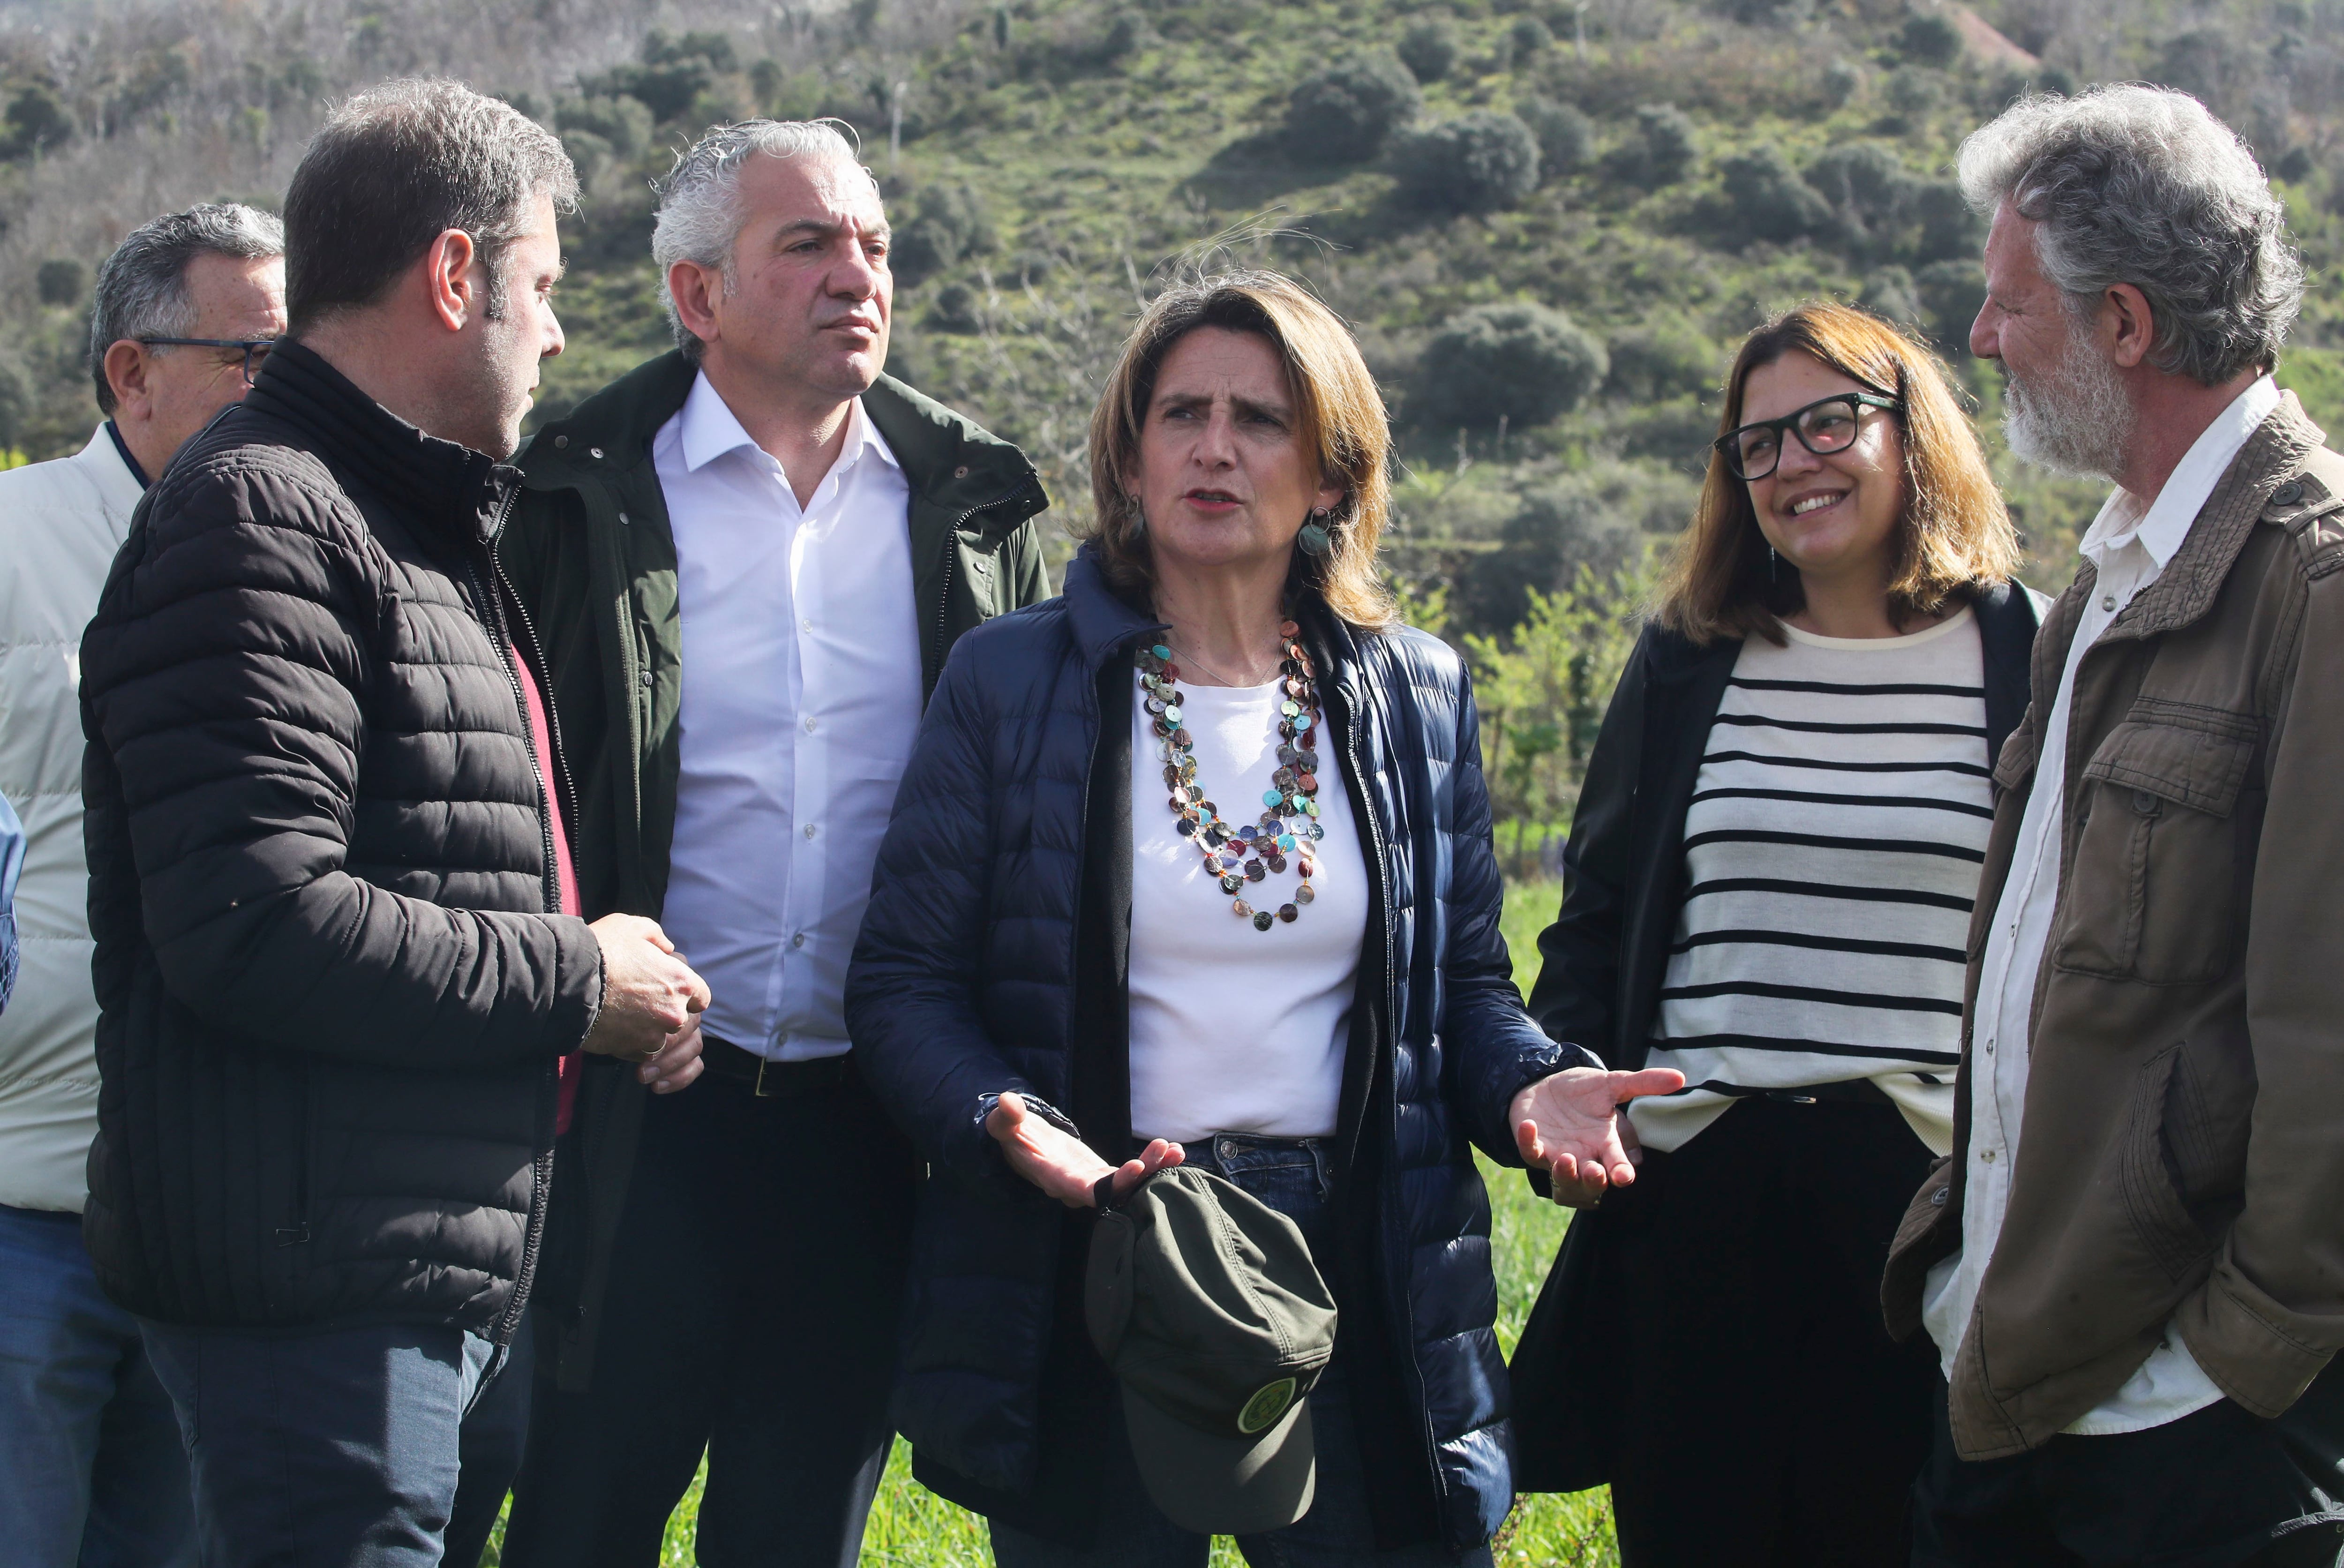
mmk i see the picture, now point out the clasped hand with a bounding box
[1510,1065,1686,1208]
[583,913,713,1094]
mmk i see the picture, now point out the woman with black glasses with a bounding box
[1507,302,2043,1565]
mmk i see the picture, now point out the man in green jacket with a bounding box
[494,120,1051,1568]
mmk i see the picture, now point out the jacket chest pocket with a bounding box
[2051,704,2259,986]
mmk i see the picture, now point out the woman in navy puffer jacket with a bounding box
[846,273,1679,1564]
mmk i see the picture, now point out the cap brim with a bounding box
[1122,1385,1316,1536]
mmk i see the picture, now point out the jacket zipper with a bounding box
[460,490,561,1345]
[930,475,1040,689]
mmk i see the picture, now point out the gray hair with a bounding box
[89,202,284,413]
[652,119,871,360]
[1958,84,2304,386]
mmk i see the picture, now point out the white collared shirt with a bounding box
[1921,375,2281,1434]
[654,372,921,1062]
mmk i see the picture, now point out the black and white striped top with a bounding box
[1633,610,1990,1155]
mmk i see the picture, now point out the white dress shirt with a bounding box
[656,373,921,1062]
[1921,375,2281,1434]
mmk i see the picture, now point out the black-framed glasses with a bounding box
[136,337,278,386]
[1714,391,1903,481]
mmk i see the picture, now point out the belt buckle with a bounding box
[754,1055,775,1098]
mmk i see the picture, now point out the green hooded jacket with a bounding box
[497,349,1052,1390]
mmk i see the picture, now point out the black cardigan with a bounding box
[1508,581,2043,1492]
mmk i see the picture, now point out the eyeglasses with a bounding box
[1714,391,1903,481]
[136,337,279,387]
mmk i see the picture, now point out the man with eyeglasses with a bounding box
[0,200,281,1568]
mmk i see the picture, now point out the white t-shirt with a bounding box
[1126,674,1369,1144]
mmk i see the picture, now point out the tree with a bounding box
[1516,95,1595,178]
[1606,103,1697,190]
[893,183,998,285]
[1285,54,1421,165]
[1605,314,1718,402]
[1916,259,1988,353]
[1718,146,1830,243]
[36,259,83,307]
[1391,112,1540,216]
[1898,14,1963,68]
[1416,302,1608,430]
[1396,18,1457,84]
[5,83,71,159]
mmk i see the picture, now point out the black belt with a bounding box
[696,1035,851,1097]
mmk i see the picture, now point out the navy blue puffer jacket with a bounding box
[846,551,1590,1550]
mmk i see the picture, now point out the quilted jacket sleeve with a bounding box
[1435,655,1595,1166]
[848,637,1055,1203]
[80,460,601,1072]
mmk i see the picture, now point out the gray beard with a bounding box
[2002,331,2136,482]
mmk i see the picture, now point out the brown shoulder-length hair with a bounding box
[1653,301,2018,645]
[1083,270,1396,630]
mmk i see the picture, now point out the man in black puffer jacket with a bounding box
[78,82,709,1565]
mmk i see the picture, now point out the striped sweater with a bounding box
[1631,609,1990,1155]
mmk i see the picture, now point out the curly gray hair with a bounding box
[652,119,873,361]
[1958,84,2304,386]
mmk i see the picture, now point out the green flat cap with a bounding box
[1085,1166,1339,1534]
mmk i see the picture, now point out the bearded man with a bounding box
[1883,84,2344,1567]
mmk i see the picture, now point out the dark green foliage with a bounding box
[556,94,652,156]
[6,84,70,159]
[1391,112,1540,215]
[1911,178,1982,264]
[1285,54,1421,165]
[893,183,997,285]
[2154,27,2255,122]
[1605,313,1718,402]
[1606,103,1697,189]
[36,259,83,307]
[2277,145,2314,183]
[1915,259,1988,353]
[1822,59,1863,108]
[1858,264,1923,329]
[1897,14,1962,68]
[1880,65,1943,125]
[1416,302,1608,429]
[1397,18,1457,83]
[1515,95,1594,177]
[585,30,737,123]
[1805,140,1915,260]
[749,58,784,106]
[1508,15,1555,57]
[1718,146,1830,242]
[929,281,982,334]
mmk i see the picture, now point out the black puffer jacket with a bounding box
[846,550,1591,1550]
[78,340,602,1342]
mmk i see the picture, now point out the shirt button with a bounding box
[803,716,818,733]
[589,447,604,460]
[1984,1037,1995,1053]
[791,932,807,948]
[803,823,818,839]
[2102,594,2117,612]
[617,511,630,525]
[639,669,653,687]
[553,434,568,449]
[801,618,814,633]
[1981,1148,1998,1164]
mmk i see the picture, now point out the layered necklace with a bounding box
[1137,620,1326,932]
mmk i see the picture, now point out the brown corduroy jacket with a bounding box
[1883,393,2344,1460]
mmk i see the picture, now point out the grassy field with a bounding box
[483,875,1615,1567]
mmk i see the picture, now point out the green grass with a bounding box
[484,875,1615,1567]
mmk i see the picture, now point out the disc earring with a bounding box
[1297,508,1332,555]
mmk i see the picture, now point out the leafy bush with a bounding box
[1718,146,1831,243]
[1822,59,1863,108]
[1911,178,1982,264]
[893,184,997,285]
[1415,302,1608,430]
[1606,103,1697,190]
[1396,18,1458,84]
[1507,15,1555,57]
[1515,95,1594,178]
[36,258,83,307]
[1805,141,1916,260]
[1606,313,1719,402]
[6,83,70,159]
[556,93,653,156]
[1858,265,1924,330]
[1881,65,1944,124]
[1391,112,1540,215]
[1897,14,1962,68]
[1285,54,1421,165]
[1915,259,1989,352]
[928,282,982,335]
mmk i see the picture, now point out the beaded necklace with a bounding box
[1136,621,1327,932]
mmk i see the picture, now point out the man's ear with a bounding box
[666,258,723,351]
[103,340,152,421]
[2101,283,2157,371]
[423,228,480,332]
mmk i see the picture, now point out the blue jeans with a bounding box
[139,1317,504,1568]
[0,1204,194,1568]
[989,1134,1497,1568]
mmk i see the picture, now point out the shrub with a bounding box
[893,184,997,285]
[1285,54,1421,165]
[1911,178,1982,264]
[1822,59,1863,108]
[1507,15,1555,57]
[1416,302,1608,430]
[1897,14,1963,68]
[1605,314,1719,403]
[1606,103,1697,190]
[1806,141,1916,260]
[556,94,653,156]
[1391,112,1540,215]
[929,282,982,335]
[1881,65,1944,123]
[1719,146,1831,243]
[1858,265,1924,330]
[36,258,83,307]
[5,83,71,159]
[1915,259,1988,352]
[1397,18,1458,84]
[1515,95,1594,177]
